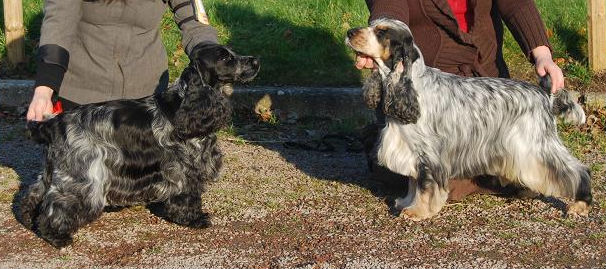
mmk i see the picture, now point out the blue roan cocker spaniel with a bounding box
[17,44,260,248]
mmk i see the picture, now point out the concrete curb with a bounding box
[2,79,603,122]
[0,79,375,121]
[0,80,36,108]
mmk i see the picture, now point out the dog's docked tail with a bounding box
[539,75,586,125]
[26,118,58,144]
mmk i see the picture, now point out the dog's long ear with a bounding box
[188,44,218,86]
[401,35,419,74]
[390,39,405,70]
[191,59,213,87]
[171,83,231,140]
[363,69,383,109]
[387,29,419,71]
[383,62,420,124]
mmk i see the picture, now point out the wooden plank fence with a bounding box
[588,0,606,72]
[3,0,25,66]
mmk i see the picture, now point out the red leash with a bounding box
[52,100,63,114]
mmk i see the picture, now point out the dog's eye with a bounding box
[376,29,387,38]
[220,55,232,61]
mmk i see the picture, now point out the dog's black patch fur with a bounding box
[384,75,420,124]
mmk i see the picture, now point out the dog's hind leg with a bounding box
[16,151,54,229]
[16,176,48,229]
[36,178,104,248]
[156,191,210,228]
[515,146,592,216]
[568,166,592,216]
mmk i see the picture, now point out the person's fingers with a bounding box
[532,46,565,93]
[26,105,36,121]
[27,101,44,122]
[27,98,53,121]
[34,102,47,121]
[27,86,55,121]
[545,64,565,93]
[355,56,366,69]
[537,61,565,93]
[536,64,547,77]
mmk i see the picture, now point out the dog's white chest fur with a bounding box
[377,120,419,178]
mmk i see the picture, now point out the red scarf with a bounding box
[447,0,473,33]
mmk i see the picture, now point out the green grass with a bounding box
[163,0,369,85]
[503,0,593,84]
[0,0,596,86]
[559,102,606,159]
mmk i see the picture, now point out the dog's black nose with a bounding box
[347,29,357,38]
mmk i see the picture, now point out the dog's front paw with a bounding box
[395,196,427,221]
[44,233,74,249]
[402,209,427,221]
[186,213,211,228]
[167,211,211,228]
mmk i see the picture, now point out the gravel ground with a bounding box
[0,99,604,268]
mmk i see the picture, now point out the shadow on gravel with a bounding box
[0,117,45,228]
[259,141,409,215]
[0,118,43,185]
[211,3,407,210]
[229,119,410,214]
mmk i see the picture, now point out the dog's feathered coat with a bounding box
[346,19,591,220]
[17,44,259,247]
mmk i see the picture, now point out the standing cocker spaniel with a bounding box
[16,44,260,247]
[346,19,591,220]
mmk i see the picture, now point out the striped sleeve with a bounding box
[496,0,552,60]
[168,0,219,55]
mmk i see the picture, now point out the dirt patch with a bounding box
[0,105,605,268]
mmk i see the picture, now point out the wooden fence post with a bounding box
[588,0,606,72]
[3,0,25,66]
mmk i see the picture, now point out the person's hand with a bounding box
[26,86,54,121]
[532,46,564,94]
[355,54,375,69]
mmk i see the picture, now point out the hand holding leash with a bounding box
[532,45,564,94]
[26,86,54,121]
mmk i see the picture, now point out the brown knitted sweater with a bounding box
[366,0,552,78]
